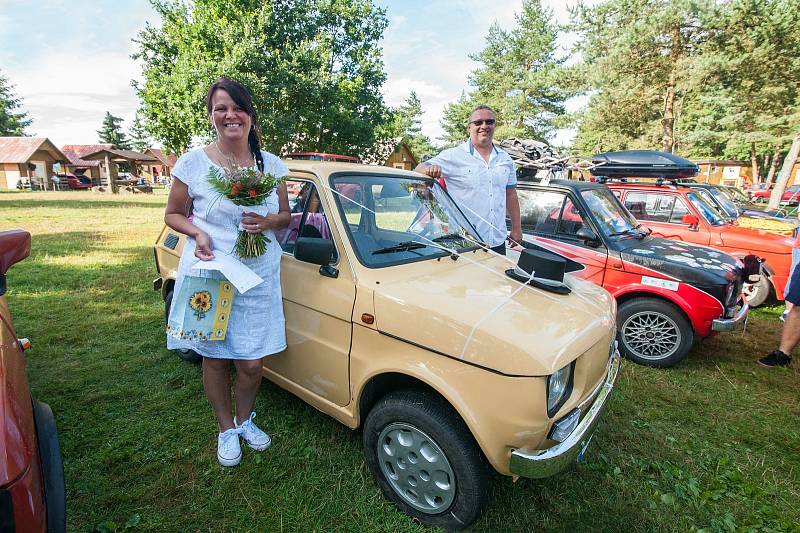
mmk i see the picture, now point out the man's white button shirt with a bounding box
[426,140,517,247]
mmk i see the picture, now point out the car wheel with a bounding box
[742,274,772,308]
[616,298,694,368]
[32,399,66,533]
[164,288,202,364]
[363,390,489,531]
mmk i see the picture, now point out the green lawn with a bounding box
[1,191,799,532]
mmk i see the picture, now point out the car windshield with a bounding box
[580,188,641,237]
[330,174,482,267]
[704,187,739,217]
[687,191,726,226]
[723,186,751,204]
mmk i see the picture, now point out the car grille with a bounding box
[164,233,180,250]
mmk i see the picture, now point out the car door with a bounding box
[622,190,712,246]
[264,178,355,407]
[516,188,608,284]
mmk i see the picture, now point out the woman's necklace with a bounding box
[214,141,254,170]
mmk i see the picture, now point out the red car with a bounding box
[591,151,793,307]
[751,184,800,204]
[284,152,361,163]
[514,179,749,367]
[51,173,92,190]
[0,230,66,532]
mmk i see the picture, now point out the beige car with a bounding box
[153,162,620,530]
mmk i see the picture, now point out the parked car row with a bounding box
[152,150,788,528]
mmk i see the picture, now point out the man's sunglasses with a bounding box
[469,119,496,126]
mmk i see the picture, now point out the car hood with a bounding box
[718,224,794,254]
[619,236,741,285]
[372,257,615,376]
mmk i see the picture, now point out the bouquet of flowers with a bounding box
[207,165,284,258]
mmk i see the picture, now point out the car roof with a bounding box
[604,180,696,193]
[283,160,426,180]
[516,179,607,192]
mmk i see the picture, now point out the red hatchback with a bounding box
[751,184,800,204]
[0,230,66,532]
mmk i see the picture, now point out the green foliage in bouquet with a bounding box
[207,165,285,258]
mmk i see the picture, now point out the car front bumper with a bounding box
[712,301,748,332]
[509,346,621,479]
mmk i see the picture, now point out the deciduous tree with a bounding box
[133,0,391,157]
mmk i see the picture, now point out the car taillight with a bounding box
[0,488,15,532]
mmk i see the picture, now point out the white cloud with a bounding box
[9,47,144,146]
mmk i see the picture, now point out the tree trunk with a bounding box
[766,147,781,185]
[661,25,681,153]
[750,142,759,184]
[768,133,800,210]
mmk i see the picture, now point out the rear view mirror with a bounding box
[0,230,31,276]
[576,227,600,246]
[294,237,334,266]
[294,237,338,278]
[681,214,700,229]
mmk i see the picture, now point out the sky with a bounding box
[0,0,595,150]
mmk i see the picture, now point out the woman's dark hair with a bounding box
[206,78,264,172]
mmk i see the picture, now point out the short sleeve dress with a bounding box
[166,147,288,360]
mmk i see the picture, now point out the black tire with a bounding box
[742,273,773,308]
[616,297,694,368]
[164,288,202,364]
[362,390,489,531]
[32,399,66,533]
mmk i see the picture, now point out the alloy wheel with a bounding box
[621,310,682,361]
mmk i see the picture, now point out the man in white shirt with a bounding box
[415,105,522,254]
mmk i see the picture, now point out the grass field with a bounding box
[2,191,799,532]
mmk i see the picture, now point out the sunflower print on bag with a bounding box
[189,290,213,319]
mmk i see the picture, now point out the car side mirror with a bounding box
[576,227,600,247]
[294,237,338,278]
[681,214,700,230]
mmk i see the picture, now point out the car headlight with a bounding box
[546,362,574,417]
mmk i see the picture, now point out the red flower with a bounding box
[230,182,243,196]
[248,189,257,198]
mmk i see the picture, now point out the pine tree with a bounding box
[390,92,436,160]
[97,112,131,150]
[128,111,152,152]
[437,0,571,146]
[0,70,32,136]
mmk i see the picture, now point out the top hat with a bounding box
[505,248,571,294]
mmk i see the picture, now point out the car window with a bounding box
[276,179,338,261]
[516,189,566,235]
[668,196,691,224]
[624,192,676,223]
[558,197,585,236]
[334,182,363,227]
[687,192,726,226]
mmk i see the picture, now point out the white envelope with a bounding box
[191,253,263,294]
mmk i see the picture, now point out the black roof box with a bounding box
[590,150,699,178]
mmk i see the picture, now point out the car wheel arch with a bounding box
[355,370,494,465]
[613,290,695,332]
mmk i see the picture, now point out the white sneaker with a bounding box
[235,412,272,451]
[217,427,242,467]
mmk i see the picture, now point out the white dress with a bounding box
[166,148,288,360]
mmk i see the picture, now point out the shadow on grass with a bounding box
[0,199,165,210]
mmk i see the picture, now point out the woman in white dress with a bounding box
[164,78,290,467]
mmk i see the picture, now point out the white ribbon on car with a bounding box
[317,181,608,359]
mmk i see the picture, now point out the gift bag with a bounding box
[166,275,234,341]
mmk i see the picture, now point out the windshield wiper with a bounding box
[371,241,430,255]
[608,226,649,239]
[432,233,467,243]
